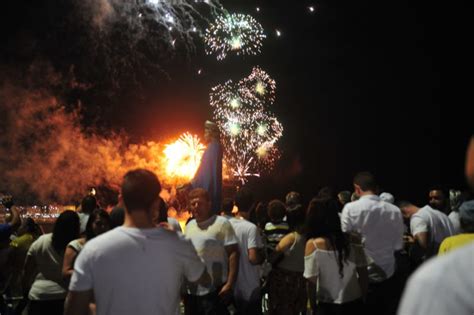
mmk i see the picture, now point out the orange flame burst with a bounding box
[162,133,205,184]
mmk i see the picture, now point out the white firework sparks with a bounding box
[210,67,283,183]
[205,13,266,60]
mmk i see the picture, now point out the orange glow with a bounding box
[162,133,205,184]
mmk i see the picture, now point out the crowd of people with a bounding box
[1,137,474,315]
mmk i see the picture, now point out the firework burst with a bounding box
[210,68,283,183]
[205,13,266,60]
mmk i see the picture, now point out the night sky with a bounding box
[0,1,471,205]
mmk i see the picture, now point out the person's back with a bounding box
[397,242,474,315]
[70,226,203,315]
[411,205,454,255]
[341,195,404,281]
[277,231,305,273]
[228,217,262,302]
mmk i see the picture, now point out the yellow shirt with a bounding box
[438,233,474,255]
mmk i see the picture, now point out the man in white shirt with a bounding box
[225,188,264,315]
[397,136,474,315]
[184,188,239,315]
[398,201,455,258]
[340,172,404,315]
[64,169,208,315]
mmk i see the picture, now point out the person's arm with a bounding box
[304,239,318,284]
[62,246,79,282]
[340,205,353,232]
[9,206,21,232]
[219,244,239,301]
[248,248,264,265]
[247,224,264,265]
[64,290,94,315]
[414,232,429,250]
[269,232,294,266]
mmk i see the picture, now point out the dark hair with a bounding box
[353,172,377,192]
[121,169,161,212]
[52,210,80,253]
[222,198,234,214]
[109,206,125,228]
[250,202,269,229]
[267,199,286,222]
[286,204,305,232]
[317,186,335,199]
[157,197,168,223]
[305,198,350,278]
[81,195,97,214]
[397,200,413,209]
[285,191,301,208]
[235,188,254,213]
[85,209,111,240]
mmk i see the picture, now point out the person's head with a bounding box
[351,192,359,202]
[81,195,97,214]
[52,210,80,253]
[189,188,212,222]
[286,204,305,232]
[204,120,220,143]
[285,191,301,208]
[221,198,234,216]
[121,169,161,214]
[235,187,254,213]
[459,200,474,233]
[85,209,111,241]
[17,217,39,236]
[337,191,351,206]
[109,206,125,228]
[305,198,349,276]
[253,202,269,229]
[317,186,335,199]
[429,189,447,211]
[267,199,286,223]
[397,201,419,219]
[380,192,395,204]
[353,172,378,196]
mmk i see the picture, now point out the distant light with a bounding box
[149,0,159,5]
[192,26,197,32]
[230,36,242,50]
[230,98,240,109]
[171,39,176,46]
[255,82,265,95]
[276,29,282,37]
[197,69,202,75]
[256,7,260,12]
[308,6,315,13]
[138,13,143,18]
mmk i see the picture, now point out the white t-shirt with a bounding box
[228,216,263,301]
[397,242,474,315]
[78,213,90,234]
[410,205,455,255]
[448,211,461,235]
[185,215,238,296]
[341,195,404,282]
[304,242,367,304]
[27,233,68,300]
[69,226,205,315]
